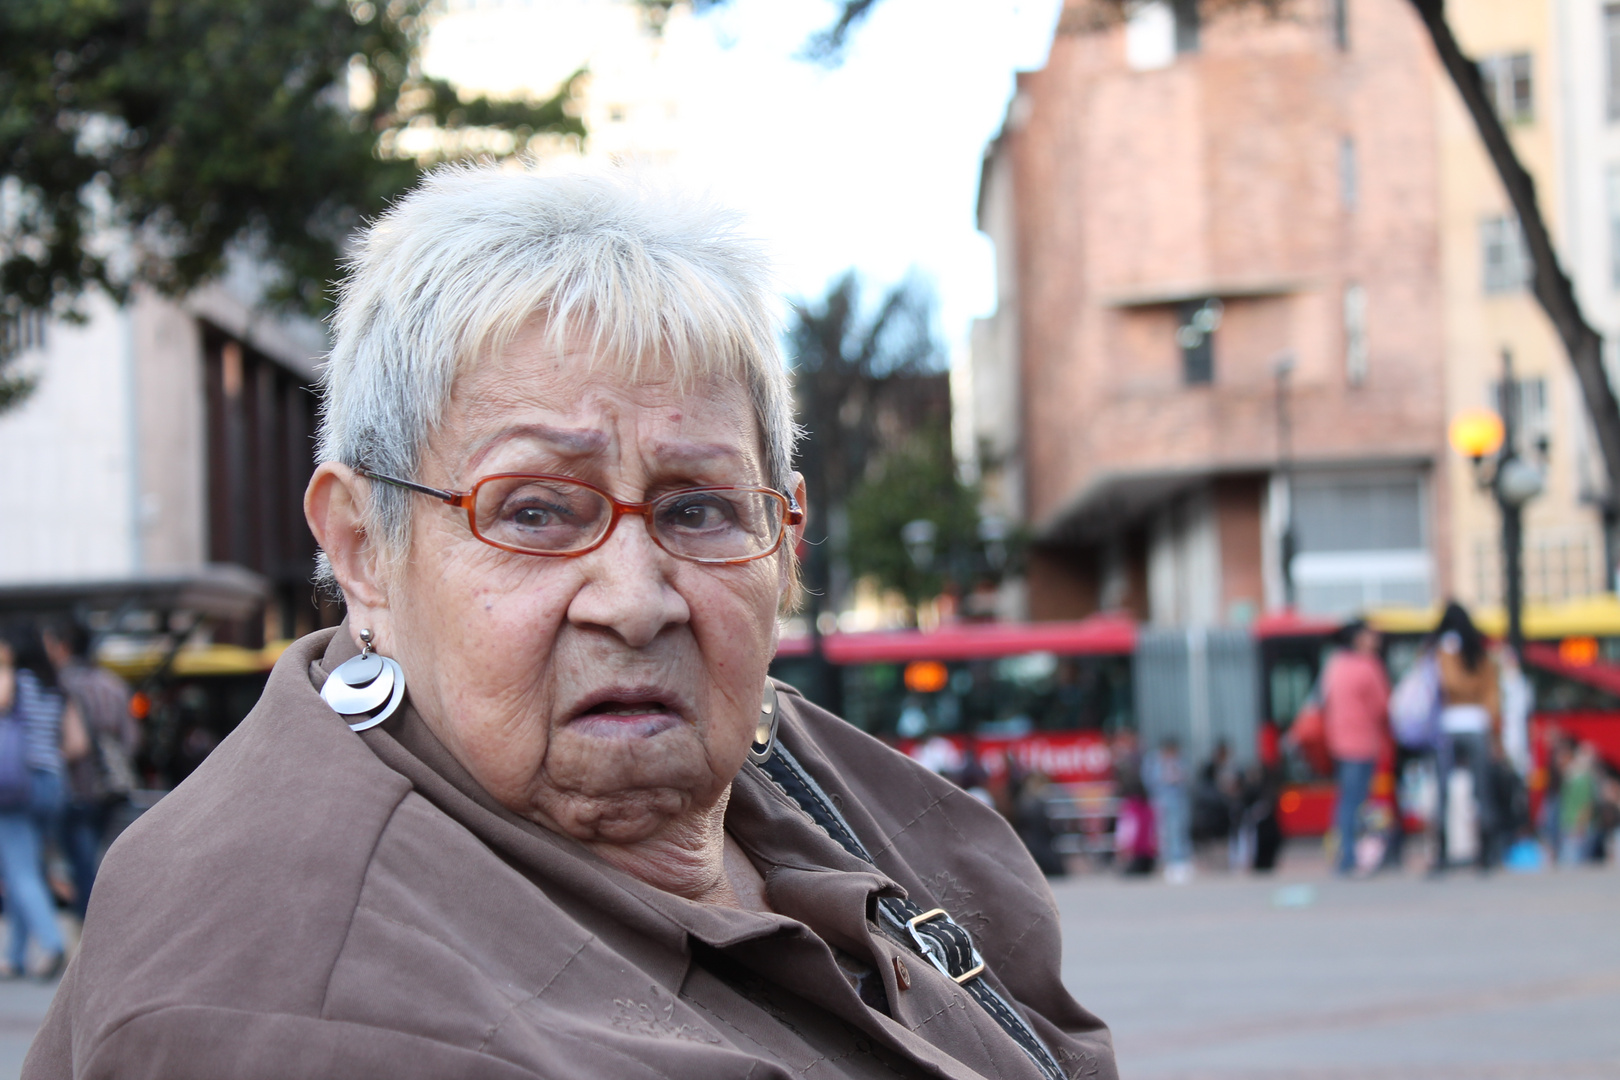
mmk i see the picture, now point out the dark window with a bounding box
[1480,214,1532,294]
[1177,298,1221,385]
[1332,0,1349,50]
[1339,136,1357,211]
[0,306,46,355]
[1479,52,1534,125]
[810,654,1135,739]
[203,329,326,644]
[1172,0,1200,54]
[1610,166,1620,287]
[1608,7,1620,121]
[1293,477,1424,554]
[1490,376,1549,446]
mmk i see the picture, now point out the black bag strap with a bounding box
[759,743,1067,1080]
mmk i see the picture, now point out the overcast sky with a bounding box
[425,0,1064,355]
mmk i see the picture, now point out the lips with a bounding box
[565,687,685,739]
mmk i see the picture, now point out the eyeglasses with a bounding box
[358,469,803,565]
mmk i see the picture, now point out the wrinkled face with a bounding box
[378,324,792,846]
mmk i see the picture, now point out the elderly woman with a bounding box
[26,168,1115,1080]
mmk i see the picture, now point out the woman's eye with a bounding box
[505,497,579,528]
[511,505,554,527]
[661,496,735,531]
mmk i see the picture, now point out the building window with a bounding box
[1176,298,1221,385]
[1479,52,1534,125]
[1610,166,1620,288]
[0,307,47,356]
[1290,474,1430,615]
[1608,6,1620,121]
[1125,0,1198,71]
[1339,136,1357,211]
[1344,283,1368,386]
[1490,376,1549,448]
[1172,0,1200,54]
[1332,0,1349,50]
[1480,214,1532,294]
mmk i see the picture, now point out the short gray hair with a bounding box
[313,164,798,594]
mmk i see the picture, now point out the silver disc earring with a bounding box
[320,628,406,732]
[748,681,779,765]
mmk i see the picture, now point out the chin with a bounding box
[540,785,701,844]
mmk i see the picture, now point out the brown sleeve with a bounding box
[19,956,76,1079]
[69,1007,540,1080]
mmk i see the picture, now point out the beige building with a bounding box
[1439,0,1616,609]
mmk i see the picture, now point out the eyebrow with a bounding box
[465,424,609,472]
[463,426,753,479]
[647,439,750,470]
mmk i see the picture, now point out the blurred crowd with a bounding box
[0,620,138,979]
[1302,601,1620,877]
[924,599,1620,883]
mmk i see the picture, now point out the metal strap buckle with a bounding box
[905,907,986,984]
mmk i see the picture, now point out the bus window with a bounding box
[836,652,1133,741]
[1266,653,1318,729]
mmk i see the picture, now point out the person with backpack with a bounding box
[1321,619,1391,876]
[43,619,137,921]
[0,624,69,979]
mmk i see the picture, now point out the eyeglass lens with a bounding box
[472,477,784,560]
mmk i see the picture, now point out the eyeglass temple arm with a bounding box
[356,468,466,505]
[785,494,805,525]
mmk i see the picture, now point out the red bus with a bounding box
[771,601,1620,848]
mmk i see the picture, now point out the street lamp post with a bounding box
[1448,349,1545,659]
[1274,354,1298,610]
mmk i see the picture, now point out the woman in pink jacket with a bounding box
[1322,620,1391,875]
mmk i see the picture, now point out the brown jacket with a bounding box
[25,628,1116,1080]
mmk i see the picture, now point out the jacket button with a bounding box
[892,956,912,991]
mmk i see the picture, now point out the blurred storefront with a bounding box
[0,276,341,648]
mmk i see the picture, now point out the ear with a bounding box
[788,472,808,551]
[305,463,392,633]
[777,472,808,614]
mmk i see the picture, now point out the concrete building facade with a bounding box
[970,0,1451,624]
[0,276,334,646]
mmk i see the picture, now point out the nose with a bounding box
[564,510,690,648]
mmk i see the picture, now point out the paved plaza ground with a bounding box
[0,847,1612,1078]
[1054,847,1620,1079]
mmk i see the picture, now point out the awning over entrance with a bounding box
[0,564,270,623]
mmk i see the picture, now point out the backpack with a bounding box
[0,713,30,810]
[89,724,137,804]
[1390,653,1442,750]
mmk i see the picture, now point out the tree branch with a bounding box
[1409,0,1620,500]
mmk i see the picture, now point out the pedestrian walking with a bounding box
[1387,635,1443,871]
[1432,602,1501,871]
[1540,730,1572,859]
[1558,742,1599,865]
[0,625,68,980]
[1498,646,1534,778]
[43,619,137,920]
[1115,776,1158,876]
[1322,619,1390,875]
[1144,737,1192,882]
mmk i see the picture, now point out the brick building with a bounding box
[969,0,1451,624]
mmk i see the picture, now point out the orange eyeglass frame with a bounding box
[357,467,804,565]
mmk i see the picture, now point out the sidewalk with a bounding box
[1053,848,1620,1079]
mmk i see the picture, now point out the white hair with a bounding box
[313,163,798,594]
